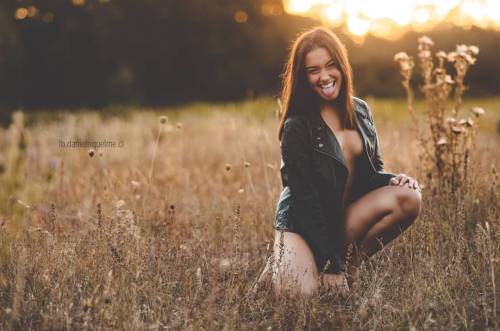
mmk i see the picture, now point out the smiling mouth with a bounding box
[320,80,336,95]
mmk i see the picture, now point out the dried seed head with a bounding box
[456,44,468,55]
[418,36,434,47]
[464,53,476,65]
[437,137,448,145]
[452,126,464,134]
[225,163,232,172]
[447,51,458,62]
[459,118,474,127]
[131,180,141,188]
[436,51,447,59]
[446,117,456,125]
[176,122,183,129]
[219,258,230,268]
[115,200,125,209]
[469,45,479,55]
[159,115,168,124]
[394,52,409,62]
[244,161,251,168]
[453,45,477,64]
[88,149,95,157]
[471,107,485,117]
[238,188,244,194]
[444,75,454,84]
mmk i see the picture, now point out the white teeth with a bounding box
[320,80,335,88]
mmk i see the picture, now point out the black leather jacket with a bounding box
[274,97,396,273]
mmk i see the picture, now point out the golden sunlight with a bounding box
[282,0,500,40]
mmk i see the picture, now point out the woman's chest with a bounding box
[335,129,364,165]
[310,126,369,193]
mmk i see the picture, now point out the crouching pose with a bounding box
[268,27,421,296]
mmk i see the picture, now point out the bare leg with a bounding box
[343,185,421,287]
[270,230,320,296]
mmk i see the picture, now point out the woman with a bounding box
[269,27,422,296]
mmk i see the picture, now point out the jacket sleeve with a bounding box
[365,105,397,189]
[281,117,345,274]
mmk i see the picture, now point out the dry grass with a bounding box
[0,97,498,330]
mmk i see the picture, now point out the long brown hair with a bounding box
[278,26,355,140]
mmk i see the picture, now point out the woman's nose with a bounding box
[320,69,330,82]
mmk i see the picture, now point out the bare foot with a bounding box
[320,272,350,298]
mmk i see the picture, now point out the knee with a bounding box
[396,188,421,220]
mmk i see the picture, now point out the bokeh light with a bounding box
[234,10,249,23]
[72,0,86,6]
[42,12,54,24]
[27,6,39,18]
[14,8,28,20]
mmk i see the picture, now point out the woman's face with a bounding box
[304,47,342,102]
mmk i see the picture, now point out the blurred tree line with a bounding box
[0,0,499,112]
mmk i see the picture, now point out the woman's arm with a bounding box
[365,105,397,189]
[281,117,345,273]
[365,102,420,191]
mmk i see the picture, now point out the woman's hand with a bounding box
[389,174,421,192]
[320,272,349,297]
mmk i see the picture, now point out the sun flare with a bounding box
[283,0,500,41]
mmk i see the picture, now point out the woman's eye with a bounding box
[308,69,318,74]
[327,62,335,68]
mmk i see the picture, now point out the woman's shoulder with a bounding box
[352,97,373,120]
[283,114,310,132]
[352,96,369,112]
[281,115,312,143]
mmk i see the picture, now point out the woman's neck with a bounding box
[319,101,345,131]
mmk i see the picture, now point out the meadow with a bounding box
[0,97,498,330]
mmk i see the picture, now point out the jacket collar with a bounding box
[308,103,370,168]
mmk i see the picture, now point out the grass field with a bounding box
[0,97,498,330]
